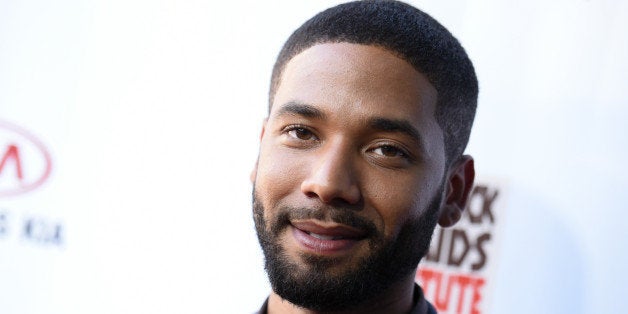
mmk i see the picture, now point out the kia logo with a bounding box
[0,121,52,197]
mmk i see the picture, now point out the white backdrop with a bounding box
[1,0,627,313]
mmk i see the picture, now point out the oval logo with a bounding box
[0,121,52,197]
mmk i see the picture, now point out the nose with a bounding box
[300,141,361,205]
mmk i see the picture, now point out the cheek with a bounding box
[365,172,438,237]
[254,145,304,210]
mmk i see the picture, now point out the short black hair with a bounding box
[269,0,478,165]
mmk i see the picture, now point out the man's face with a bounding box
[252,42,447,310]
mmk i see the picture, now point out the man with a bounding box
[250,1,478,313]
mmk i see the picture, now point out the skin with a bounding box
[251,42,475,314]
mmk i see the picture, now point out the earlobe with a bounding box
[438,155,475,227]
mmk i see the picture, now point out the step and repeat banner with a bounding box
[2,1,627,313]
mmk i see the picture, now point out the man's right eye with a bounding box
[285,126,317,141]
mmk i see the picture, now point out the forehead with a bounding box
[278,43,438,123]
[272,42,437,119]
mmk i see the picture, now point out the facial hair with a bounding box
[253,189,442,312]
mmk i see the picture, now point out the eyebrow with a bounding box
[274,102,425,150]
[274,101,326,119]
[369,117,424,148]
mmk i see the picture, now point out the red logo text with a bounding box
[0,121,52,196]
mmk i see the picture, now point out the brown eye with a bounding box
[288,128,315,140]
[373,145,406,158]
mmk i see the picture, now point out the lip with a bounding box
[290,220,366,255]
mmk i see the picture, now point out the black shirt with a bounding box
[255,284,437,314]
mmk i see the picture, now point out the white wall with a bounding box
[0,0,626,313]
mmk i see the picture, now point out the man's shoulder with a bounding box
[410,283,438,314]
[425,301,438,314]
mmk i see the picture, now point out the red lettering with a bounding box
[417,267,486,314]
[470,276,485,314]
[456,275,471,313]
[418,268,438,283]
[0,144,23,180]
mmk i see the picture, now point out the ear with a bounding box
[438,155,475,227]
[250,119,268,184]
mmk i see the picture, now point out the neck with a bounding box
[266,273,417,314]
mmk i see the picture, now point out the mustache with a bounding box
[271,206,379,239]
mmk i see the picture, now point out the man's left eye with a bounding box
[371,145,409,159]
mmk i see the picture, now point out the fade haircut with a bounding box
[269,0,478,165]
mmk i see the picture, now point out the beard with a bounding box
[253,188,442,312]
